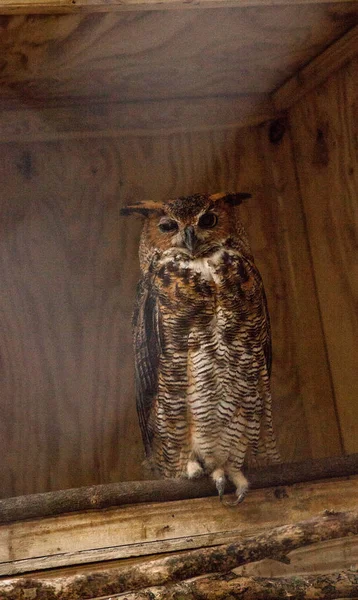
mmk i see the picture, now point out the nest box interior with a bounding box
[0,0,357,500]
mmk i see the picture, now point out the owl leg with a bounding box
[224,468,249,507]
[211,467,226,501]
[186,458,204,479]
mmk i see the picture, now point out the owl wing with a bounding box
[261,285,272,378]
[132,274,163,455]
[248,261,272,378]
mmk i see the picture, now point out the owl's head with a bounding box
[121,192,251,260]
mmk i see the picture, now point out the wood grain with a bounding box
[0,0,357,15]
[288,56,358,454]
[0,95,276,142]
[258,120,342,458]
[86,570,358,600]
[0,126,331,498]
[0,477,357,576]
[0,5,357,103]
[235,535,358,578]
[237,130,312,463]
[3,569,358,600]
[274,23,358,110]
[0,138,145,497]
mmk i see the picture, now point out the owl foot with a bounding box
[223,469,249,507]
[187,459,204,479]
[223,488,248,507]
[211,468,226,501]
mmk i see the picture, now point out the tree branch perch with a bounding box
[0,453,357,524]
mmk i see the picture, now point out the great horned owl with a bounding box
[122,192,281,504]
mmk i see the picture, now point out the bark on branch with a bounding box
[1,510,357,600]
[0,453,358,524]
[116,569,358,600]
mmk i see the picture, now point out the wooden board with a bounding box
[0,125,337,498]
[0,4,357,103]
[0,0,358,15]
[256,120,343,459]
[0,95,276,141]
[0,137,145,497]
[288,55,358,454]
[0,477,357,576]
[274,23,358,110]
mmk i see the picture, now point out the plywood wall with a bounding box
[0,107,350,497]
[288,54,358,455]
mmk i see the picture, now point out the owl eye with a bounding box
[198,212,218,229]
[158,219,178,233]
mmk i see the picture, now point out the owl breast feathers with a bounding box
[121,192,281,504]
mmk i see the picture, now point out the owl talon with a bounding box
[216,476,226,501]
[222,489,248,507]
[237,489,248,503]
[211,468,226,501]
[221,469,249,507]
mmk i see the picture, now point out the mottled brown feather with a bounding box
[125,192,280,496]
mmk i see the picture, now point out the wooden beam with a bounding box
[0,477,357,576]
[0,510,357,599]
[1,454,357,525]
[0,0,356,15]
[0,96,275,142]
[273,24,358,111]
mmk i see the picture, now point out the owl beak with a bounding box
[183,225,198,255]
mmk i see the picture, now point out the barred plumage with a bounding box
[122,192,281,503]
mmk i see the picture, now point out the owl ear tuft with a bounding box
[209,192,252,206]
[120,200,164,217]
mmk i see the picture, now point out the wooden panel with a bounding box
[237,136,312,463]
[274,23,358,110]
[0,126,324,498]
[257,120,342,458]
[0,95,276,142]
[289,56,358,453]
[0,138,145,497]
[0,4,357,102]
[0,0,357,15]
[0,477,357,575]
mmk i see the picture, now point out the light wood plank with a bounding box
[0,0,356,14]
[257,120,342,458]
[288,56,358,454]
[0,96,275,142]
[274,23,358,110]
[0,477,357,576]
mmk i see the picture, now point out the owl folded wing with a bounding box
[246,261,272,378]
[261,284,272,378]
[132,275,163,455]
